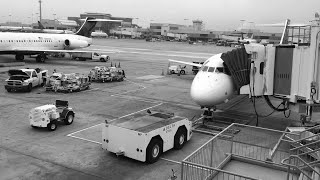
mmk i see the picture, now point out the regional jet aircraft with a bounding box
[0,17,122,62]
[169,53,234,110]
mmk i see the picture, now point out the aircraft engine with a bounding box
[64,39,89,49]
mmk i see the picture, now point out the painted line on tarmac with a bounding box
[89,48,209,59]
[91,45,215,56]
[160,157,181,164]
[67,134,102,145]
[67,123,103,137]
[67,102,163,137]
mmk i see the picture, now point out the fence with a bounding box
[182,123,295,180]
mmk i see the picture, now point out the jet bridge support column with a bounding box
[303,17,320,123]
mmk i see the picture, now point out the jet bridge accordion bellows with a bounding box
[221,48,250,90]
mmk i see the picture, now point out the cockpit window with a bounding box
[208,67,215,72]
[202,66,209,71]
[216,67,224,73]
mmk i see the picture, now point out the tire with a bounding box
[47,121,57,131]
[27,84,32,92]
[6,88,11,92]
[100,58,105,62]
[174,127,187,150]
[64,113,74,125]
[146,138,162,163]
[180,70,185,75]
[171,70,175,74]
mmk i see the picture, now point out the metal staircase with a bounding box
[281,125,320,180]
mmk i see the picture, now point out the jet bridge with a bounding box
[237,15,320,124]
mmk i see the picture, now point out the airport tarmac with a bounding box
[0,39,299,180]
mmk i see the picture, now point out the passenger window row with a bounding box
[0,40,53,43]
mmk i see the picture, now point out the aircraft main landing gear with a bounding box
[15,54,24,61]
[36,54,47,63]
[202,106,216,124]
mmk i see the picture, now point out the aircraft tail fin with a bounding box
[38,21,45,29]
[75,17,97,37]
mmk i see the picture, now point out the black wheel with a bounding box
[100,58,105,62]
[47,121,57,131]
[171,70,175,74]
[180,70,185,75]
[15,54,24,61]
[64,113,74,125]
[6,88,11,92]
[27,84,32,92]
[146,138,162,163]
[174,127,187,150]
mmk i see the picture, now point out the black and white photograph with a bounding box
[0,0,320,179]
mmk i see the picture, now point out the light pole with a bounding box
[9,15,12,25]
[53,13,56,29]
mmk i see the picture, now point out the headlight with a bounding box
[22,81,29,86]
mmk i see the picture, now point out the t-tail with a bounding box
[37,21,45,29]
[75,17,97,37]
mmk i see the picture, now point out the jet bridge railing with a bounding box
[182,123,295,180]
[282,155,320,180]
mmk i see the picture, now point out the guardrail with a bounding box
[182,123,295,180]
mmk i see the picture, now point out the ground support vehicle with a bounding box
[5,68,48,92]
[45,72,90,93]
[29,100,74,131]
[88,66,125,82]
[168,65,187,75]
[71,52,110,62]
[192,61,204,74]
[102,110,193,163]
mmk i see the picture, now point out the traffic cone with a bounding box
[111,62,113,67]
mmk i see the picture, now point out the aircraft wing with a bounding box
[169,59,203,67]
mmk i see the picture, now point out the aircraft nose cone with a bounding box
[190,72,234,108]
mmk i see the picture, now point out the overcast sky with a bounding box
[1,0,319,31]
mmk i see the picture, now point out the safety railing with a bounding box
[181,161,260,180]
[182,123,295,180]
[282,155,320,180]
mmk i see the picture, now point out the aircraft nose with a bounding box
[190,72,234,108]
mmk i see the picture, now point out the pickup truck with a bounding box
[5,68,48,92]
[71,52,110,62]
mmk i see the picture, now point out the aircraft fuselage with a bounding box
[0,32,92,52]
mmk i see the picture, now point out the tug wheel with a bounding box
[47,121,57,131]
[64,113,74,125]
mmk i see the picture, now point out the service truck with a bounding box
[5,68,48,92]
[71,52,110,62]
[102,110,193,163]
